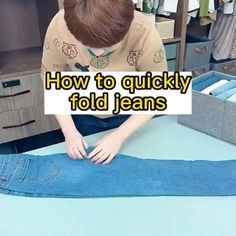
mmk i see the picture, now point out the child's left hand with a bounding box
[87,131,124,165]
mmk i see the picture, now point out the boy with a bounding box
[41,0,167,164]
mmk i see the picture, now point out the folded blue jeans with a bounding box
[71,115,130,136]
[210,80,236,96]
[216,87,236,100]
[0,151,236,198]
[193,76,220,91]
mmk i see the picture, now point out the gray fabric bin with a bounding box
[178,71,236,145]
[222,102,236,144]
[185,64,210,77]
[184,35,213,70]
[210,59,236,75]
[178,91,225,139]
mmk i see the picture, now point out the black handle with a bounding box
[0,90,30,99]
[2,120,36,129]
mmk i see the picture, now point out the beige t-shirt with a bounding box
[41,9,167,118]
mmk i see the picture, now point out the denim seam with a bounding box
[18,159,61,184]
[29,160,61,183]
[1,155,22,192]
[18,159,31,183]
[0,156,10,181]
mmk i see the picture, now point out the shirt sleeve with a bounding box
[41,18,67,80]
[136,25,168,72]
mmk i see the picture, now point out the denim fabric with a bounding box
[216,87,236,100]
[210,80,236,96]
[71,115,130,136]
[193,76,220,91]
[0,149,236,198]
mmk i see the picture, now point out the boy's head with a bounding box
[64,0,134,49]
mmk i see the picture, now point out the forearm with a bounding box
[115,115,154,141]
[55,114,78,136]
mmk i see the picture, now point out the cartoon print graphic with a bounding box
[127,50,143,66]
[53,64,64,70]
[53,38,61,48]
[90,56,110,69]
[62,42,78,59]
[153,47,165,63]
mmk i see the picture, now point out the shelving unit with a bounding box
[0,0,63,148]
[159,0,189,71]
[184,3,236,76]
[163,37,182,44]
[0,0,62,78]
[0,47,42,78]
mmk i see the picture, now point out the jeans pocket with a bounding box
[19,158,60,183]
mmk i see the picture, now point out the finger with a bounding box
[90,150,106,163]
[93,152,108,164]
[73,147,83,160]
[65,144,75,160]
[102,154,115,165]
[78,143,87,158]
[82,139,88,149]
[95,153,110,164]
[68,149,77,160]
[88,146,102,159]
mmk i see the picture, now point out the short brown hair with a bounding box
[64,0,134,48]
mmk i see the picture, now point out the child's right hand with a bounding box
[64,130,88,160]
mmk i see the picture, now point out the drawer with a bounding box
[186,64,210,77]
[184,35,213,70]
[165,43,177,60]
[211,59,236,76]
[0,104,60,144]
[0,73,44,112]
[167,59,176,71]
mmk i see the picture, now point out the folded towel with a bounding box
[227,93,236,103]
[216,87,236,100]
[210,80,236,96]
[201,80,228,94]
[193,76,220,91]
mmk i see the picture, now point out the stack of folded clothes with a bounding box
[193,76,236,102]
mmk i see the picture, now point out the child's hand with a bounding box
[64,130,88,160]
[88,131,124,165]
